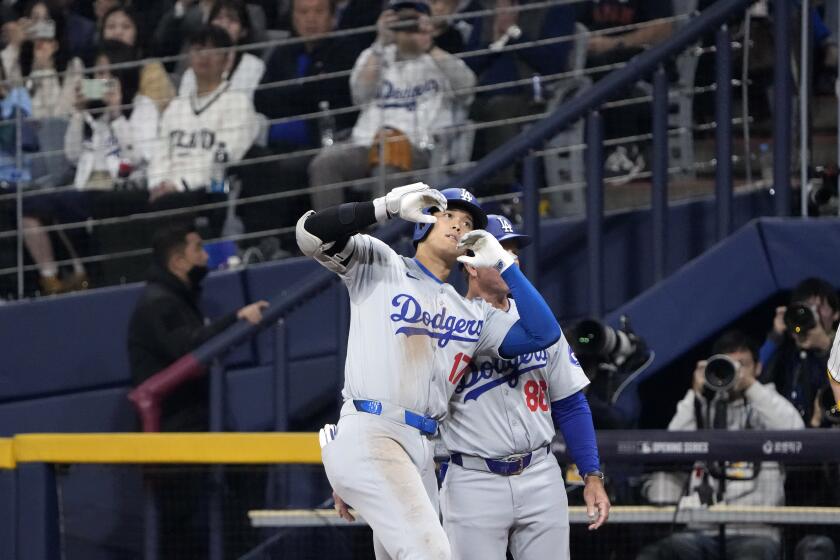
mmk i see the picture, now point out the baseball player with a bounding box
[439,214,610,560]
[826,329,840,414]
[297,184,562,559]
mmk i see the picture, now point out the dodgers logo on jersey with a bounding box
[390,294,482,348]
[453,350,550,401]
[568,344,580,367]
[377,79,441,111]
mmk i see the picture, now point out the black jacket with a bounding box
[254,36,360,149]
[127,265,236,431]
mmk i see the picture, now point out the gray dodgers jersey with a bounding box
[329,234,517,419]
[440,300,590,458]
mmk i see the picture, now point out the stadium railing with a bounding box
[0,0,802,301]
[124,0,779,437]
[3,429,839,559]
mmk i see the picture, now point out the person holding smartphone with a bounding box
[12,1,83,119]
[20,40,159,295]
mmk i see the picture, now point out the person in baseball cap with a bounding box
[413,187,487,246]
[484,213,531,248]
[296,182,562,558]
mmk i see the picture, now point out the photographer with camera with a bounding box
[569,316,650,429]
[636,331,804,560]
[760,278,840,428]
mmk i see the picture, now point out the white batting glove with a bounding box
[373,182,447,224]
[456,230,516,272]
[318,423,337,448]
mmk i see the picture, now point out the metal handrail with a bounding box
[129,0,767,432]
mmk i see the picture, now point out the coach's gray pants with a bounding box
[440,452,570,560]
[322,403,449,560]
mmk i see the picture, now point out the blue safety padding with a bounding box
[0,283,143,401]
[226,355,341,431]
[201,268,254,367]
[0,470,15,560]
[540,190,775,319]
[226,365,273,431]
[606,221,776,379]
[760,218,840,290]
[59,464,144,559]
[0,387,136,436]
[287,355,341,419]
[244,258,340,364]
[16,463,59,560]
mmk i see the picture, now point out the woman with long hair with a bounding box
[99,5,175,111]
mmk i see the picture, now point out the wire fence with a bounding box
[0,0,828,299]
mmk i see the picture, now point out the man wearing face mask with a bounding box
[127,222,267,431]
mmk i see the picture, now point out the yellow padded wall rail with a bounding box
[10,433,321,465]
[0,438,13,469]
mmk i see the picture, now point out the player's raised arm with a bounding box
[458,230,561,358]
[295,182,447,273]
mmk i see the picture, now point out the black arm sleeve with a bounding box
[304,202,378,252]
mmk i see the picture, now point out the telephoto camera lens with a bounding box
[783,303,818,336]
[574,319,613,358]
[704,355,739,392]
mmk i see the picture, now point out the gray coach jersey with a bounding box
[327,234,517,418]
[440,300,590,457]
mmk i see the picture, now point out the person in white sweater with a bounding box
[148,24,257,197]
[177,0,265,101]
[307,0,475,209]
[65,40,159,189]
[636,331,804,560]
[21,40,159,295]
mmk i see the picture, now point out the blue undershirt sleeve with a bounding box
[551,391,600,475]
[498,266,561,358]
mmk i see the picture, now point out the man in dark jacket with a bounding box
[127,222,267,431]
[255,0,361,154]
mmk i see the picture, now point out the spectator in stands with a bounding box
[152,0,267,74]
[576,0,674,180]
[3,1,83,119]
[429,0,482,54]
[178,0,265,100]
[66,40,158,188]
[99,6,176,112]
[148,24,257,196]
[307,0,476,209]
[46,0,97,63]
[21,40,160,295]
[242,0,359,241]
[272,0,381,52]
[760,278,839,427]
[254,0,358,153]
[462,0,575,196]
[127,221,267,430]
[636,330,804,560]
[92,0,120,29]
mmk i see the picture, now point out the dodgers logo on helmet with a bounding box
[412,187,487,244]
[496,215,514,233]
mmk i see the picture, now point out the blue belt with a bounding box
[450,446,549,476]
[352,399,439,436]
